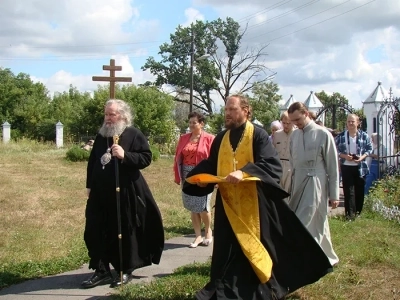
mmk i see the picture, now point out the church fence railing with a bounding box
[377,94,400,178]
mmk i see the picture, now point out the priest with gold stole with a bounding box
[183,95,333,300]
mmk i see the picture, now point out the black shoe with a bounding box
[81,271,113,289]
[110,273,132,288]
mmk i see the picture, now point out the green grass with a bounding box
[0,140,191,289]
[113,262,211,300]
[0,238,87,288]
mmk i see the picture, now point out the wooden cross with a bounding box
[92,59,132,99]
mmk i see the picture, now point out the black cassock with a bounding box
[85,126,164,274]
[183,123,333,300]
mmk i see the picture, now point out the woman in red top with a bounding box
[174,112,215,248]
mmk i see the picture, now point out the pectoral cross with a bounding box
[233,158,238,171]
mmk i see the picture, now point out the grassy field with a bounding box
[0,140,192,289]
[1,140,400,299]
[113,212,400,300]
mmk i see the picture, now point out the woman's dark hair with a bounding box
[188,111,205,123]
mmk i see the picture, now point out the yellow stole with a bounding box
[217,121,273,284]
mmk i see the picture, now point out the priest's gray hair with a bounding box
[105,99,133,126]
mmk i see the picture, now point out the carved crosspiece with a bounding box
[92,59,132,99]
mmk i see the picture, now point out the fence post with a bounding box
[56,121,63,148]
[2,121,11,144]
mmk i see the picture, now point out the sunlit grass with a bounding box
[0,141,192,288]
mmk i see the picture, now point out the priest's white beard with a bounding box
[99,121,126,137]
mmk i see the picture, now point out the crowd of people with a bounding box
[81,96,380,299]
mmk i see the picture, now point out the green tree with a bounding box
[142,20,218,115]
[0,68,51,139]
[78,84,126,137]
[174,101,190,134]
[353,107,367,131]
[207,106,225,134]
[142,17,274,115]
[247,82,281,130]
[81,84,176,143]
[50,85,92,141]
[315,91,351,131]
[210,18,274,102]
[122,85,176,143]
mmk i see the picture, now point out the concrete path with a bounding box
[328,187,345,217]
[0,235,213,300]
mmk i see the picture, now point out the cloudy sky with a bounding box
[0,0,398,109]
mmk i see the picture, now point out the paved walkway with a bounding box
[0,236,213,300]
[0,191,345,300]
[328,187,345,217]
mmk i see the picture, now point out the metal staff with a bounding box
[113,135,124,286]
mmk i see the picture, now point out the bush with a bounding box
[365,175,400,223]
[150,144,160,161]
[65,146,91,162]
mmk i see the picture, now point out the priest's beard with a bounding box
[99,121,126,137]
[225,116,247,130]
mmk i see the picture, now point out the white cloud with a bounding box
[32,55,155,97]
[0,0,157,58]
[182,8,205,27]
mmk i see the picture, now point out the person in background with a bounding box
[273,111,295,201]
[82,99,164,289]
[269,120,282,143]
[335,114,372,220]
[308,111,317,121]
[288,102,340,266]
[364,133,386,194]
[174,112,215,248]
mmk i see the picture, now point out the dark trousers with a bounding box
[341,165,366,217]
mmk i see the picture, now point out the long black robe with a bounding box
[183,123,332,300]
[85,126,164,273]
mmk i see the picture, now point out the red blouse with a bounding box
[182,141,199,166]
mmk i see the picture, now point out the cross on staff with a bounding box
[92,59,132,99]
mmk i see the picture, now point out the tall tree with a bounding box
[0,68,51,139]
[142,17,275,115]
[50,85,92,141]
[247,81,281,130]
[174,101,190,134]
[211,18,275,102]
[207,106,225,134]
[142,21,218,115]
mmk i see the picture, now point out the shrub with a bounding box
[365,175,400,224]
[150,144,160,161]
[65,146,91,162]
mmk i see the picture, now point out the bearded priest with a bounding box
[183,94,333,300]
[81,99,164,289]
